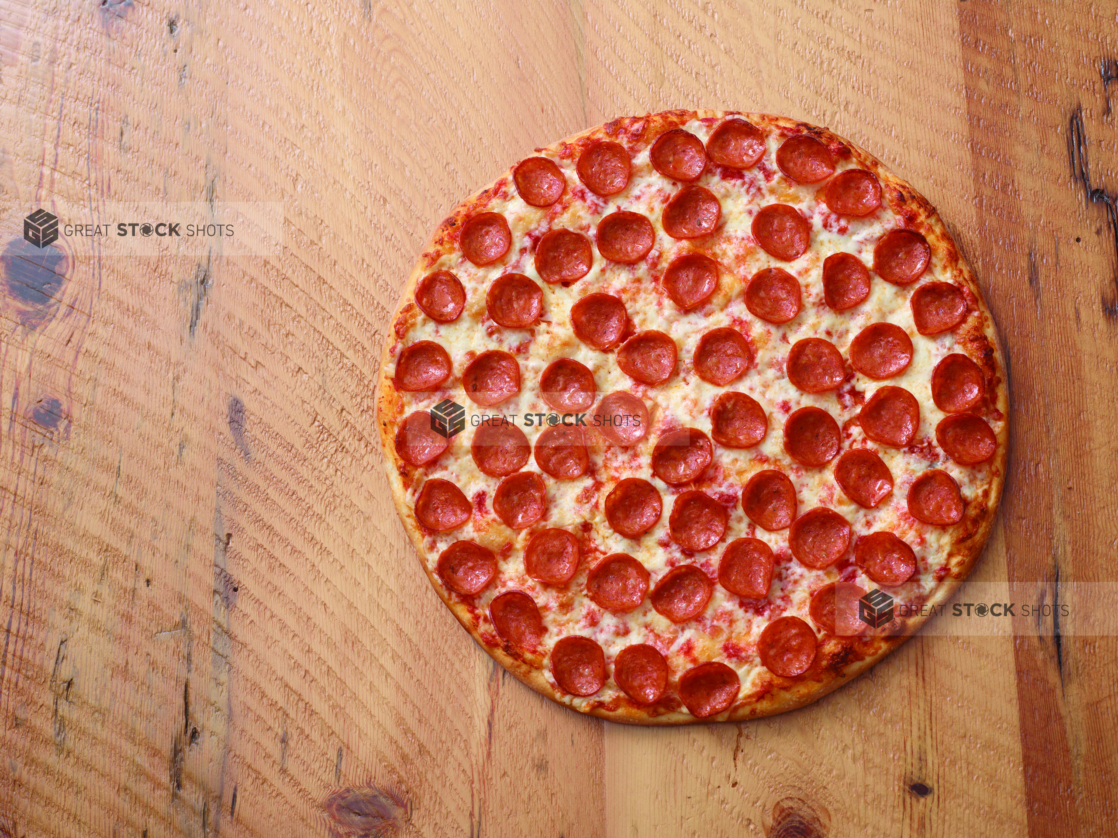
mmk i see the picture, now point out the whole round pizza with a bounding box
[376,110,1007,723]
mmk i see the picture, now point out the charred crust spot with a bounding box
[826,642,861,673]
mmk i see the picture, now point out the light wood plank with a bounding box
[1,1,1115,836]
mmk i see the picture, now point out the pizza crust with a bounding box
[376,111,1008,724]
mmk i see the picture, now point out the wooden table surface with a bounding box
[1,1,1116,836]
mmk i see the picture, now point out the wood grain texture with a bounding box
[0,1,1113,836]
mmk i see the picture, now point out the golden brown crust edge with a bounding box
[374,110,1009,725]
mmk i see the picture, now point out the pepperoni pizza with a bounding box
[377,111,1007,723]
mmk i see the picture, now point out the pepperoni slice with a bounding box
[718,538,775,598]
[614,644,668,705]
[490,591,545,649]
[860,386,920,447]
[668,490,728,552]
[604,478,662,539]
[551,636,607,696]
[907,469,964,525]
[679,662,740,718]
[394,411,450,467]
[524,528,580,585]
[783,407,841,467]
[789,507,852,569]
[651,565,713,622]
[415,479,471,532]
[651,428,713,485]
[706,119,765,169]
[759,616,818,678]
[436,540,496,595]
[661,252,719,311]
[752,204,811,261]
[745,267,802,324]
[617,331,677,385]
[577,140,631,197]
[535,229,593,285]
[822,252,871,311]
[593,391,650,447]
[415,270,466,323]
[460,212,511,266]
[651,129,708,181]
[855,532,917,587]
[492,472,547,529]
[849,323,913,380]
[693,327,753,386]
[834,449,894,509]
[597,211,655,263]
[486,273,543,328]
[462,350,520,406]
[586,554,649,612]
[742,470,797,531]
[513,157,565,207]
[652,129,702,182]
[936,414,996,465]
[662,185,721,239]
[710,392,767,449]
[540,359,596,413]
[874,229,931,285]
[534,425,589,480]
[570,292,627,350]
[931,354,985,413]
[824,169,882,217]
[809,582,867,636]
[394,341,452,391]
[911,282,968,335]
[776,135,835,183]
[470,422,530,477]
[786,338,845,393]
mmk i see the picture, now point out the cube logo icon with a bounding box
[24,209,59,248]
[430,399,466,439]
[859,589,894,629]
